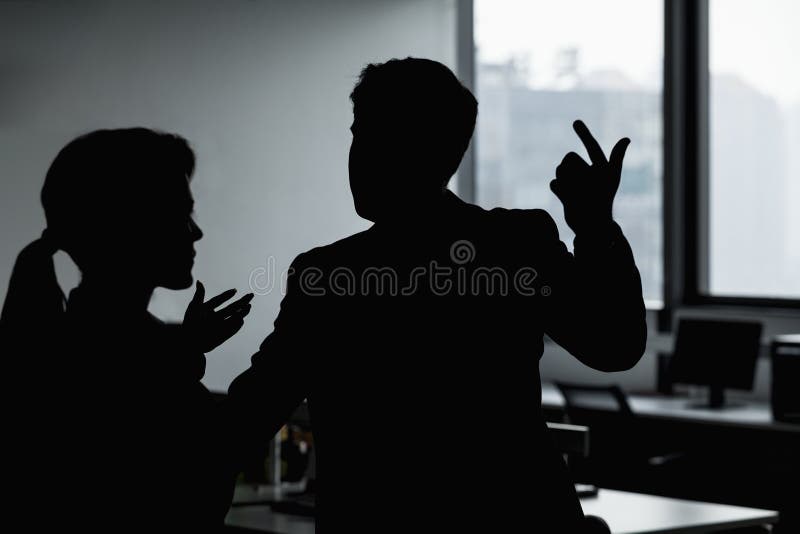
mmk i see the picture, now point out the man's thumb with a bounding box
[609,138,630,172]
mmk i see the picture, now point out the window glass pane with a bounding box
[709,0,800,299]
[474,0,664,305]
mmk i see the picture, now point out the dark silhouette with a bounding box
[228,58,646,532]
[0,128,252,532]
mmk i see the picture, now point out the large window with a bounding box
[708,0,800,299]
[474,0,664,305]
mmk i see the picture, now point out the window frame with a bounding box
[461,0,800,332]
[668,0,800,315]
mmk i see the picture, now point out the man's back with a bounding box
[229,58,645,532]
[229,192,642,531]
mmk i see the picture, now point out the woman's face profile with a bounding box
[150,176,203,290]
[119,174,203,291]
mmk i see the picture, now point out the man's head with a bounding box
[348,57,478,222]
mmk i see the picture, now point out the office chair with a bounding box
[554,382,685,491]
[554,382,633,417]
[543,420,611,534]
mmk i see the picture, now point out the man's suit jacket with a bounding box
[229,191,646,532]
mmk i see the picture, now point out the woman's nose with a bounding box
[189,218,203,241]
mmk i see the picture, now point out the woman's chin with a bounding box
[160,272,194,290]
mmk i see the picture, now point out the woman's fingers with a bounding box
[204,288,238,309]
[189,280,206,307]
[217,303,252,322]
[214,315,247,345]
[215,293,254,318]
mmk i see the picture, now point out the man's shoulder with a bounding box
[289,205,562,269]
[439,191,559,233]
[467,204,560,242]
[487,205,556,225]
[290,228,376,269]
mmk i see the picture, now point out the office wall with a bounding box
[0,0,457,390]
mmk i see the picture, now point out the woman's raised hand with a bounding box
[183,280,254,354]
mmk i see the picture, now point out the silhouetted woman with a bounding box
[0,128,251,532]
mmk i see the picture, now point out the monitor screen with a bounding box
[669,318,762,391]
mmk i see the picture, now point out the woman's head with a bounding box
[41,128,202,290]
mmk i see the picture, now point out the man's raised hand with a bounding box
[550,120,629,237]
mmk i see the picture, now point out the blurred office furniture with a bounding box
[544,382,799,432]
[554,382,684,489]
[543,382,798,531]
[235,400,315,510]
[544,422,609,532]
[667,318,763,409]
[545,421,600,500]
[771,334,800,424]
[226,500,315,534]
[225,393,785,533]
[224,487,778,534]
[546,421,590,457]
[656,351,674,395]
[554,383,633,417]
[553,382,634,483]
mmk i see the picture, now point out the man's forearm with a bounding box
[569,223,647,371]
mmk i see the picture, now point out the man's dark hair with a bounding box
[350,57,478,185]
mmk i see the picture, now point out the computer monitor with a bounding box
[669,318,762,409]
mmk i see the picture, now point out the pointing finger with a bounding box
[573,120,606,165]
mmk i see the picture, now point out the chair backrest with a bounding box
[554,382,638,462]
[546,421,590,457]
[554,382,634,418]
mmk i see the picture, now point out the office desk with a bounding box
[224,489,778,534]
[226,505,314,534]
[541,382,800,433]
[581,489,778,533]
[543,381,798,531]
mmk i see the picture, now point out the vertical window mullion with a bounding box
[457,0,476,204]
[661,0,690,330]
[695,0,710,297]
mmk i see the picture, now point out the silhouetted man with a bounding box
[229,57,646,532]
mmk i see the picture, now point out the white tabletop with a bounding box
[581,489,778,534]
[225,488,778,534]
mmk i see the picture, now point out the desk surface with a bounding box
[542,382,800,433]
[226,505,315,534]
[581,489,778,534]
[225,489,778,534]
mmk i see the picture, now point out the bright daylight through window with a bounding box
[475,0,664,305]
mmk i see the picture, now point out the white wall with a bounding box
[0,0,457,390]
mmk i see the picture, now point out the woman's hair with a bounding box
[0,128,195,342]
